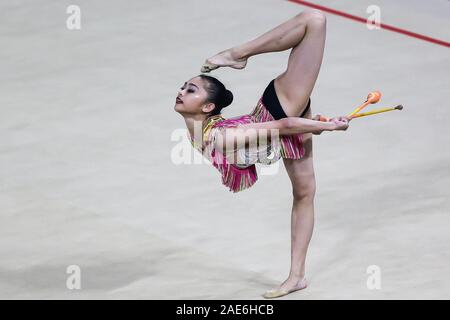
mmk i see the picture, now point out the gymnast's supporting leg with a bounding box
[280,108,316,293]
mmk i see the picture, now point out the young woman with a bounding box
[174,9,350,298]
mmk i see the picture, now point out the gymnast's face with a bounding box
[174,76,215,116]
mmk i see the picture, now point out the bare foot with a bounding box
[262,276,308,299]
[200,48,248,73]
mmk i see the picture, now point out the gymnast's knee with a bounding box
[292,175,316,202]
[297,9,327,27]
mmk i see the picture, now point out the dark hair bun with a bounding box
[197,74,234,115]
[221,89,233,108]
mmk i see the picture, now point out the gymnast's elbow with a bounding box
[278,117,295,136]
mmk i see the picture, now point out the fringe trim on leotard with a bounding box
[249,98,306,159]
[210,148,258,193]
[210,115,258,193]
[187,115,258,193]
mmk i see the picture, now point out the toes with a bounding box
[201,63,218,73]
[262,289,287,299]
[201,65,211,73]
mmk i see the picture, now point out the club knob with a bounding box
[367,91,381,103]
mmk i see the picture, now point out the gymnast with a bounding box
[174,9,351,298]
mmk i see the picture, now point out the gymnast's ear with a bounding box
[202,102,216,114]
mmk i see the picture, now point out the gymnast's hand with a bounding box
[330,116,350,131]
[312,114,349,133]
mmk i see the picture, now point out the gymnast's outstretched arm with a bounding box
[213,116,349,153]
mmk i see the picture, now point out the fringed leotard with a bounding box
[188,79,311,193]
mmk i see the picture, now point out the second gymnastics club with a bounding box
[349,105,403,119]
